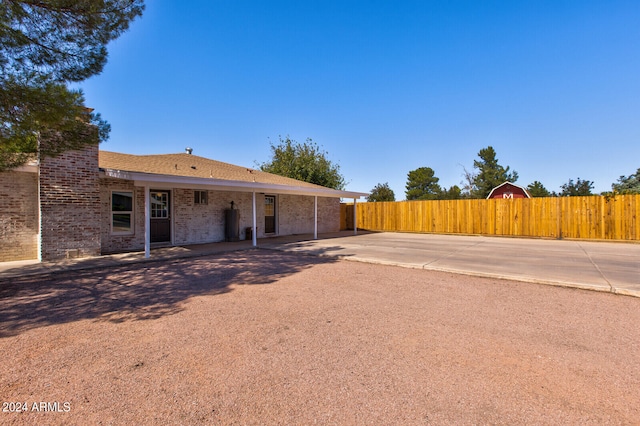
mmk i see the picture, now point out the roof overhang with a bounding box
[101,168,368,199]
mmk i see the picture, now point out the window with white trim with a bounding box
[111,191,134,234]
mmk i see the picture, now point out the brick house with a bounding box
[0,145,366,262]
[486,181,531,199]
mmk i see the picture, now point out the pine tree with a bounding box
[0,0,145,171]
[405,167,442,200]
[611,168,640,194]
[560,178,594,196]
[472,146,518,198]
[527,181,551,197]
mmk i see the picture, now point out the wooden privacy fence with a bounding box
[341,195,640,241]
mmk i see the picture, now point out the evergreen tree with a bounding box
[367,182,395,202]
[440,185,463,200]
[472,146,518,198]
[560,178,594,196]
[405,167,442,200]
[527,181,551,197]
[611,168,640,194]
[0,0,145,171]
[259,136,346,190]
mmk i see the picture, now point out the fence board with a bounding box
[342,195,640,241]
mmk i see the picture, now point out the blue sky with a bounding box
[78,0,640,199]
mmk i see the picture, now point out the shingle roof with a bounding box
[99,151,329,190]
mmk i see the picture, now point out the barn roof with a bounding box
[486,181,532,199]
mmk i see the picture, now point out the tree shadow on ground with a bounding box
[0,249,337,338]
[264,244,358,259]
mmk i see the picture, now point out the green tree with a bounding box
[440,185,463,200]
[560,178,594,196]
[367,182,395,202]
[259,136,346,190]
[472,146,518,198]
[611,168,640,194]
[527,181,551,197]
[0,0,145,171]
[405,167,442,200]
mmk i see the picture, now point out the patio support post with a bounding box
[314,195,318,240]
[353,197,358,235]
[144,186,150,258]
[252,190,257,247]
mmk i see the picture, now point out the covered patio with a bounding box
[100,151,367,258]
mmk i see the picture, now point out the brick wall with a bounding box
[100,178,145,254]
[176,192,340,240]
[39,145,101,260]
[0,171,39,261]
[317,196,341,233]
[1,147,343,261]
[174,190,255,244]
[277,195,340,235]
[101,186,260,252]
[101,185,342,253]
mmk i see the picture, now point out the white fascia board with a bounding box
[102,168,368,199]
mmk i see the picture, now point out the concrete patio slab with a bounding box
[260,232,640,297]
[1,231,638,297]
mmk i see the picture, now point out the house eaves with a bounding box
[101,168,368,199]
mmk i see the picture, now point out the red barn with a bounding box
[487,182,531,199]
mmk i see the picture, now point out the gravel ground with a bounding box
[1,249,639,425]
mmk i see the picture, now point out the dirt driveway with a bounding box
[1,249,639,424]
